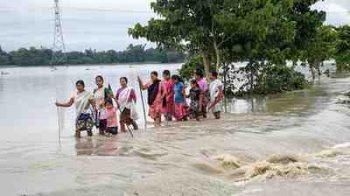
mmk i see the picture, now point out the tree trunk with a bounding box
[223,62,227,113]
[310,64,316,83]
[292,60,297,69]
[317,61,322,80]
[201,51,211,79]
[214,41,221,71]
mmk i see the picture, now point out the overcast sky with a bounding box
[0,0,349,52]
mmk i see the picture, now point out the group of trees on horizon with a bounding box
[129,0,350,95]
[0,44,185,66]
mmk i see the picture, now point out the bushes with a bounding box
[255,65,307,94]
[180,55,308,96]
[179,55,215,80]
[179,55,203,80]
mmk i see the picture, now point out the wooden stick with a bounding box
[138,77,148,131]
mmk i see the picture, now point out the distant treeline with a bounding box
[0,44,185,66]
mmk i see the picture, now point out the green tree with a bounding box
[0,46,11,65]
[301,25,337,81]
[335,25,350,72]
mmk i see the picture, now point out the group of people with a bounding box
[55,69,224,138]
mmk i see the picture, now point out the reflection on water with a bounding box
[0,65,350,195]
[230,85,330,115]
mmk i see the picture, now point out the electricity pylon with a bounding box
[51,0,66,66]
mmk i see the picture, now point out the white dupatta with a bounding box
[117,87,139,120]
[74,91,93,118]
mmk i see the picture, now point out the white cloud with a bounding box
[313,0,350,26]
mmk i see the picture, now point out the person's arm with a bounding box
[182,84,186,98]
[56,97,74,107]
[115,89,121,108]
[186,90,190,98]
[89,96,97,111]
[138,76,148,90]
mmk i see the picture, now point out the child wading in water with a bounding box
[187,80,201,121]
[105,98,118,135]
[172,75,188,121]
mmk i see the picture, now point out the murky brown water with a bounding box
[0,65,349,195]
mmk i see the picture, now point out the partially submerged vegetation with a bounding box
[129,0,350,96]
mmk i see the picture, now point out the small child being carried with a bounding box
[105,98,118,135]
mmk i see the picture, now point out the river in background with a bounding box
[0,64,349,195]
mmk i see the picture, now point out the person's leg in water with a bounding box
[155,116,161,127]
[87,129,93,137]
[120,109,128,133]
[166,112,173,121]
[75,129,81,138]
[86,118,94,136]
[214,111,221,119]
[120,120,127,133]
[202,106,207,118]
[195,110,200,121]
[99,119,106,135]
[131,120,138,130]
[107,127,118,135]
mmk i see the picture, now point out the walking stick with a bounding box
[108,84,134,138]
[54,69,63,145]
[56,102,62,145]
[138,77,148,131]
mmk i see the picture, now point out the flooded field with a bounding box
[0,64,349,195]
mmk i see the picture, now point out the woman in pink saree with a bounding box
[138,71,164,127]
[161,70,174,121]
[195,69,209,118]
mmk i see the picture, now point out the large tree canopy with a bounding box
[129,0,326,78]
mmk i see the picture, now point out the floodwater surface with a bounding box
[0,64,349,196]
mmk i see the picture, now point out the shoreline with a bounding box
[0,62,184,69]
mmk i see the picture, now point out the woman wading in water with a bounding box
[195,69,209,118]
[161,70,175,121]
[172,75,188,121]
[55,80,95,138]
[115,77,139,132]
[138,71,164,127]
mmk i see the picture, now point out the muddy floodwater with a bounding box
[0,64,350,196]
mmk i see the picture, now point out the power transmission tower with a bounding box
[51,0,66,66]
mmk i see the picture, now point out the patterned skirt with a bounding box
[76,113,94,131]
